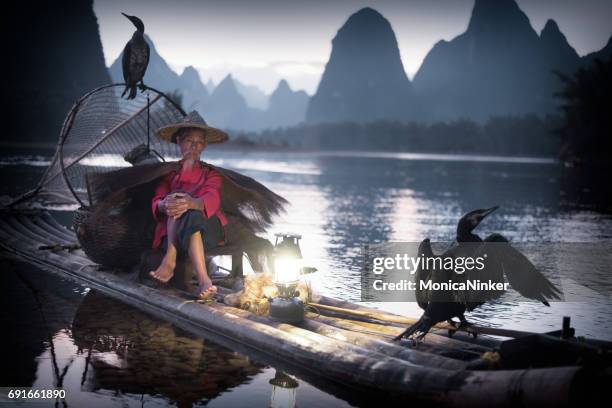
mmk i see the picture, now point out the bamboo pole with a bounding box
[211,303,469,370]
[299,317,473,369]
[20,215,75,246]
[183,284,489,359]
[309,313,488,360]
[191,285,488,359]
[310,305,498,350]
[310,301,533,339]
[314,298,612,349]
[29,213,76,242]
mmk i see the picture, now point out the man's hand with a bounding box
[164,192,200,219]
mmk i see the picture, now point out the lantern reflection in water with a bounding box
[269,370,299,408]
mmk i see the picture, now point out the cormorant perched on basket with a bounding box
[394,206,562,341]
[121,13,149,99]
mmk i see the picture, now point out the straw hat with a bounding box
[156,111,229,144]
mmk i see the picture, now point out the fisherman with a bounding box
[148,111,229,300]
[77,109,286,294]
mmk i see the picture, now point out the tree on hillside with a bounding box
[555,57,612,165]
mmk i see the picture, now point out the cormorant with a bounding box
[394,206,562,341]
[121,13,149,99]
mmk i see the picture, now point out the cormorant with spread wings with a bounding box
[394,206,561,341]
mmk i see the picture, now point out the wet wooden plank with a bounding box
[208,300,469,370]
[316,297,522,341]
[310,313,488,360]
[19,214,74,246]
[30,213,76,242]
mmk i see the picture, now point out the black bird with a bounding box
[121,13,149,99]
[394,206,562,341]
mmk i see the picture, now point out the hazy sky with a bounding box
[94,0,612,94]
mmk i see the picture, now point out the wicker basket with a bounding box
[73,204,154,270]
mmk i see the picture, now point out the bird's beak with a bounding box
[481,206,499,218]
[121,12,130,19]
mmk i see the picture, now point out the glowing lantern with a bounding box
[270,233,305,322]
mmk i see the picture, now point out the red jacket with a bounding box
[151,161,227,248]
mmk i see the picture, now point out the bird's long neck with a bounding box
[457,231,482,243]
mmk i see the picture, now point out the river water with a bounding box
[1,147,611,407]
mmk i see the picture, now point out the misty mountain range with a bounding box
[112,0,611,131]
[310,1,610,124]
[108,35,309,131]
[4,0,611,145]
[410,0,610,122]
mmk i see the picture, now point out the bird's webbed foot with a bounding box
[447,319,461,328]
[394,330,427,344]
[399,335,426,347]
[446,317,477,338]
[446,318,462,337]
[457,318,478,339]
[408,330,428,343]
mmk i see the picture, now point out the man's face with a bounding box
[178,129,207,160]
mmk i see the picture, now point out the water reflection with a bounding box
[0,260,84,388]
[269,371,299,408]
[1,261,351,407]
[72,292,263,407]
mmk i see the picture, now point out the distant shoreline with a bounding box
[0,141,558,163]
[210,143,558,162]
[0,141,56,150]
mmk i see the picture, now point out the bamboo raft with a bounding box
[1,209,610,407]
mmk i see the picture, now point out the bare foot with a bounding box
[198,279,218,300]
[149,260,176,283]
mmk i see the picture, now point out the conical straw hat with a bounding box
[156,110,229,144]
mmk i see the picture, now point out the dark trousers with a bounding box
[142,210,223,289]
[161,209,223,253]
